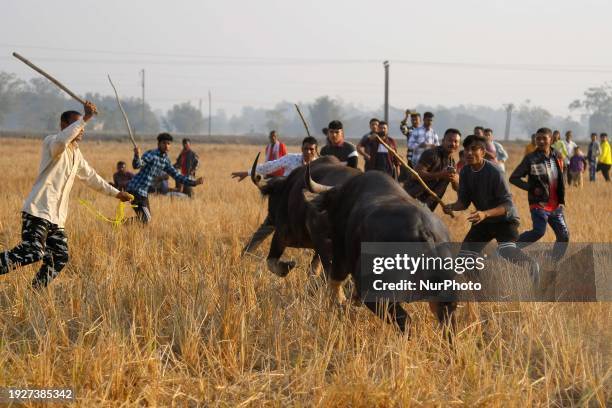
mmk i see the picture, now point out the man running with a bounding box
[127,133,204,224]
[443,134,540,285]
[510,127,569,262]
[1,102,132,288]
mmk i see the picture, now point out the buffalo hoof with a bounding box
[267,259,296,277]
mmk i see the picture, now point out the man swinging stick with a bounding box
[0,101,133,288]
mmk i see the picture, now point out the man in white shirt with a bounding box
[231,136,319,180]
[0,101,133,288]
[232,136,319,254]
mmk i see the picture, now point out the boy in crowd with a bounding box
[320,120,358,168]
[408,111,439,165]
[357,118,379,161]
[509,127,569,262]
[443,135,540,285]
[484,128,508,172]
[361,120,400,178]
[597,133,611,181]
[587,133,601,182]
[568,147,587,187]
[263,131,287,177]
[400,110,419,165]
[174,138,200,196]
[111,161,134,191]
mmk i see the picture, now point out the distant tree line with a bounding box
[2,71,610,140]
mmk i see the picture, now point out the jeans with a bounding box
[518,207,569,261]
[589,159,597,182]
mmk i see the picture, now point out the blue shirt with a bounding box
[127,149,196,197]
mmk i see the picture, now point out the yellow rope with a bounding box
[78,198,136,228]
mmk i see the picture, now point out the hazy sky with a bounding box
[2,0,612,117]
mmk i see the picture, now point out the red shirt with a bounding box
[529,155,562,212]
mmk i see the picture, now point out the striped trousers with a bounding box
[0,212,69,288]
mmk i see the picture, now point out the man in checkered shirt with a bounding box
[408,111,439,165]
[127,133,203,224]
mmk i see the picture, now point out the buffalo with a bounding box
[246,154,361,278]
[303,168,457,334]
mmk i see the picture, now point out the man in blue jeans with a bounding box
[510,127,569,261]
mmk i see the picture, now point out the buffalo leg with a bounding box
[364,301,411,334]
[429,301,457,341]
[242,218,275,255]
[266,232,295,277]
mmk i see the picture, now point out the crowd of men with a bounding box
[236,111,611,285]
[2,100,611,289]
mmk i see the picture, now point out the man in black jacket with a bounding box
[509,127,569,262]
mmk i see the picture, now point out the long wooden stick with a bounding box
[13,52,87,106]
[376,135,453,213]
[294,104,311,137]
[108,75,137,148]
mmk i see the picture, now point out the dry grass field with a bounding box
[0,137,610,407]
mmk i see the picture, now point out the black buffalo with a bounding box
[304,169,457,333]
[246,154,361,277]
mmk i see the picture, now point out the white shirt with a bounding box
[249,153,306,177]
[408,126,439,164]
[564,140,577,157]
[22,119,119,227]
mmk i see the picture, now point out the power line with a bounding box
[3,43,612,73]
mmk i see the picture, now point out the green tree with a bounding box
[569,83,612,132]
[166,102,204,134]
[308,96,342,132]
[517,100,552,135]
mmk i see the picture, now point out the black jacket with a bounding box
[509,149,565,206]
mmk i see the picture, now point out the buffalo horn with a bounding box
[305,163,333,193]
[250,152,267,189]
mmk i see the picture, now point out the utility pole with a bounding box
[140,69,145,132]
[383,60,390,123]
[208,90,212,137]
[503,103,514,141]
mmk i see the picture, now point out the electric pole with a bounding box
[208,90,212,137]
[383,60,390,123]
[140,69,145,132]
[503,103,514,141]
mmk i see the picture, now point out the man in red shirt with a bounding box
[264,130,287,177]
[510,127,569,261]
[174,138,199,197]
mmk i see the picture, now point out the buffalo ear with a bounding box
[302,189,327,213]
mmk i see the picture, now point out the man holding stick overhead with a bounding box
[0,102,133,288]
